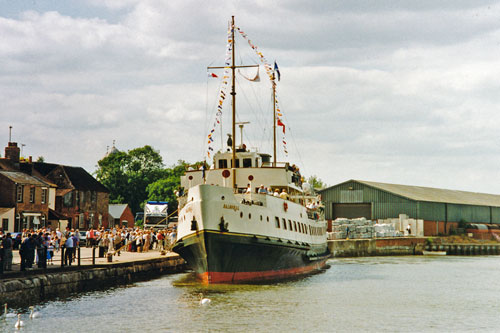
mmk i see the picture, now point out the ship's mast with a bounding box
[272,76,277,167]
[208,16,259,191]
[230,15,237,189]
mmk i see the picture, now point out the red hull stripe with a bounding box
[197,259,328,284]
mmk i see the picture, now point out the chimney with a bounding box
[5,142,20,163]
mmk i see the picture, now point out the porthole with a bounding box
[240,212,243,218]
[267,216,269,222]
[260,215,263,221]
[249,213,252,219]
[221,196,225,200]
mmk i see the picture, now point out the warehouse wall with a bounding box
[322,180,500,225]
[322,181,417,220]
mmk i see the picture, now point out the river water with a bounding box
[3,256,500,332]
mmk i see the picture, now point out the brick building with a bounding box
[33,162,110,230]
[0,142,55,231]
[109,204,135,228]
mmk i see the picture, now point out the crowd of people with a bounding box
[0,225,177,273]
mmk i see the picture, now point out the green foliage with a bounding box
[307,175,327,190]
[95,145,166,213]
[36,156,45,163]
[146,160,192,215]
[96,145,202,216]
[135,219,144,227]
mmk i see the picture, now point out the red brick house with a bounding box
[33,162,110,230]
[108,204,135,228]
[0,142,54,231]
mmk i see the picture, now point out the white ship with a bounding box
[173,17,329,284]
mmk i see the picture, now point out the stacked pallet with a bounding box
[327,217,408,239]
[328,217,375,240]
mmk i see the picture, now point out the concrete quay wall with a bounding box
[0,257,186,307]
[328,238,426,257]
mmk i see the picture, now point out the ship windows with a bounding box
[218,159,228,169]
[293,221,297,232]
[221,196,225,200]
[282,218,287,230]
[275,217,280,228]
[260,215,263,221]
[243,158,252,168]
[267,216,269,222]
[288,220,292,230]
[249,213,252,220]
[231,159,240,168]
[240,212,243,218]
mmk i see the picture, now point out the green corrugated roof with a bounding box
[355,180,500,207]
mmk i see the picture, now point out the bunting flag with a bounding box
[207,23,233,158]
[208,72,218,78]
[236,26,288,157]
[274,61,281,81]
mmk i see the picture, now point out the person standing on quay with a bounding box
[64,233,74,266]
[2,233,13,271]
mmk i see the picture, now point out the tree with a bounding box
[95,145,166,213]
[146,160,191,215]
[307,175,327,190]
[36,156,45,163]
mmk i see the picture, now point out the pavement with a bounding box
[1,246,181,278]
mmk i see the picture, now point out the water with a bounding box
[3,256,500,332]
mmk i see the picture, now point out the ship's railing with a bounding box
[238,192,267,207]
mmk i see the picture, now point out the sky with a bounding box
[2,0,500,194]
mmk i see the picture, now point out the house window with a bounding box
[91,191,97,206]
[41,188,47,204]
[218,159,228,169]
[29,187,35,203]
[243,158,252,168]
[16,185,24,202]
[2,218,8,231]
[63,192,73,207]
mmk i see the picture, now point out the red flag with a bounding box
[209,73,218,78]
[277,119,285,134]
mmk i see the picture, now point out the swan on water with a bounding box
[199,293,211,306]
[29,306,41,319]
[3,303,16,318]
[15,314,24,329]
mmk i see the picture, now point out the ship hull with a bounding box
[174,229,330,284]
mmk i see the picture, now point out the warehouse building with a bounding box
[319,180,500,236]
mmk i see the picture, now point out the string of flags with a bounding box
[206,23,233,158]
[206,24,288,159]
[236,26,288,157]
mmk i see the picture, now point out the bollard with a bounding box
[92,246,96,265]
[61,246,65,267]
[43,247,47,269]
[78,247,81,266]
[107,252,113,263]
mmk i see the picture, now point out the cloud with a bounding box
[2,1,500,195]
